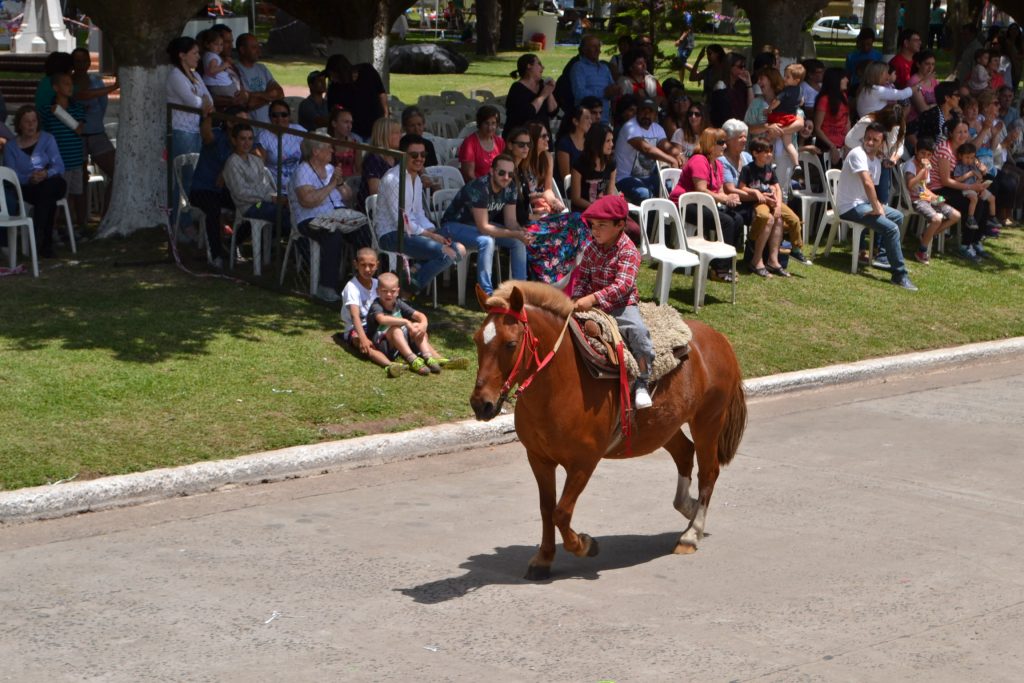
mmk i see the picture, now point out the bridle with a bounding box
[485,305,572,408]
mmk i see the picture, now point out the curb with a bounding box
[3,337,1023,523]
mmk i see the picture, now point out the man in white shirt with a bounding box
[614,97,683,203]
[836,122,917,291]
[376,134,465,294]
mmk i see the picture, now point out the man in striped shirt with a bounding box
[571,194,654,409]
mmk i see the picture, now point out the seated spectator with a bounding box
[953,142,999,232]
[40,71,86,235]
[341,248,388,370]
[846,104,906,205]
[2,105,67,258]
[515,123,565,222]
[617,49,666,107]
[719,119,751,197]
[367,271,455,376]
[708,53,753,128]
[834,122,916,290]
[223,121,290,237]
[298,70,329,131]
[504,53,558,137]
[661,90,692,141]
[328,106,363,178]
[400,107,437,167]
[614,97,681,203]
[374,134,464,295]
[903,136,961,264]
[71,47,117,219]
[357,116,402,211]
[669,127,745,283]
[671,100,706,160]
[255,99,305,193]
[813,67,850,167]
[288,137,364,302]
[737,137,805,277]
[458,105,505,182]
[908,51,939,124]
[440,154,533,295]
[856,61,915,118]
[554,105,593,194]
[913,81,960,144]
[570,124,617,212]
[188,107,247,268]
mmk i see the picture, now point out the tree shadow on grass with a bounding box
[395,531,682,604]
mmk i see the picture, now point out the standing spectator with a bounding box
[458,105,505,182]
[967,49,992,94]
[845,28,882,90]
[814,67,851,167]
[928,0,946,50]
[41,72,85,235]
[857,62,915,117]
[255,100,305,195]
[996,85,1020,127]
[570,35,616,123]
[374,134,464,295]
[357,116,402,212]
[298,70,329,132]
[889,29,922,89]
[617,49,666,107]
[688,44,727,101]
[2,106,67,258]
[325,54,388,141]
[607,34,633,82]
[70,47,117,218]
[709,53,753,128]
[834,122,916,290]
[330,107,362,177]
[614,98,680,203]
[554,105,593,193]
[188,108,245,269]
[165,36,212,162]
[504,53,558,137]
[1004,23,1024,90]
[35,52,72,114]
[674,13,697,75]
[440,154,533,296]
[669,127,746,283]
[235,33,284,124]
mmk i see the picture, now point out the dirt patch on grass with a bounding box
[320,417,415,438]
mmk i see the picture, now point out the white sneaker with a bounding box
[634,385,653,410]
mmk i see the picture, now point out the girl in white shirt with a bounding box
[856,61,915,117]
[199,29,237,97]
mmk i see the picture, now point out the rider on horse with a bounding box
[571,194,655,409]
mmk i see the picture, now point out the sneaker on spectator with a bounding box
[408,356,431,376]
[209,256,225,270]
[957,244,980,262]
[983,226,1001,238]
[966,216,979,229]
[914,248,930,264]
[437,356,470,370]
[386,362,407,378]
[974,241,991,258]
[790,248,812,265]
[425,357,443,374]
[858,250,871,267]
[891,275,918,291]
[871,254,891,270]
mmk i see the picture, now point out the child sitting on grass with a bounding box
[765,64,807,167]
[953,142,999,232]
[367,272,464,377]
[341,248,393,372]
[903,137,961,264]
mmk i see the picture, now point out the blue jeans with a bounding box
[378,230,457,292]
[840,204,907,279]
[441,221,527,294]
[618,174,661,204]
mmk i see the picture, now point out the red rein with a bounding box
[487,307,560,401]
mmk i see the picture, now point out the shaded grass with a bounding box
[3,226,1024,490]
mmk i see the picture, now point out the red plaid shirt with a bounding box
[571,231,640,311]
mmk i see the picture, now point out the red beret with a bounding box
[581,194,629,223]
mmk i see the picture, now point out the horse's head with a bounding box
[470,284,527,421]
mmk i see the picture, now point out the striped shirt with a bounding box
[571,230,640,311]
[40,99,85,168]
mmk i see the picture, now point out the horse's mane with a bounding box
[485,280,574,318]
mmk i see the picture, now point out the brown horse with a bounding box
[470,281,747,580]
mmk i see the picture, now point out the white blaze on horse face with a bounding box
[482,321,497,345]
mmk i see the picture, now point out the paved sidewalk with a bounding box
[2,359,1023,681]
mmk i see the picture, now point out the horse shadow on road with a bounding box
[396,531,684,604]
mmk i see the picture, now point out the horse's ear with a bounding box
[510,286,524,313]
[475,284,489,309]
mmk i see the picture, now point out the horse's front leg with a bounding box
[525,451,557,581]
[553,461,601,559]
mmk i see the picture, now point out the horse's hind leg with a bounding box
[666,429,699,521]
[525,451,557,581]
[674,422,722,554]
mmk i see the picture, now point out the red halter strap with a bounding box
[486,305,571,402]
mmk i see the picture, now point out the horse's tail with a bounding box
[717,377,747,466]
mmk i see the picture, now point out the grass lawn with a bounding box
[3,225,1024,491]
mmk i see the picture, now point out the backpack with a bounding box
[554,54,581,115]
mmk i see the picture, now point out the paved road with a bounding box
[3,360,1024,682]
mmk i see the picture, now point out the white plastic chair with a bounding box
[228,167,277,276]
[0,166,38,277]
[426,114,460,138]
[280,222,321,296]
[814,168,874,274]
[368,193,442,306]
[659,167,681,198]
[24,194,75,254]
[791,151,830,246]
[172,153,204,248]
[423,165,465,191]
[456,121,478,140]
[676,192,738,309]
[639,198,701,309]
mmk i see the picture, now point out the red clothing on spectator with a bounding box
[815,94,851,149]
[670,153,724,203]
[458,133,506,180]
[889,53,914,89]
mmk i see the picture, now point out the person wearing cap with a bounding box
[614,97,681,203]
[571,194,654,410]
[845,27,882,90]
[298,70,329,131]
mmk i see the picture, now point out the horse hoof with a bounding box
[673,541,697,555]
[582,534,600,557]
[524,564,552,581]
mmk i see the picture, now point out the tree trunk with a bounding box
[863,0,879,31]
[946,0,987,62]
[882,0,900,54]
[476,0,498,56]
[498,0,525,51]
[737,0,830,59]
[903,0,930,38]
[721,0,738,19]
[74,0,208,236]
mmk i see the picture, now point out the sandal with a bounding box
[766,264,792,278]
[751,266,773,278]
[709,270,735,283]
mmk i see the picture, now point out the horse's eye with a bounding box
[505,340,517,350]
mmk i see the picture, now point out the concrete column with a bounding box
[12,0,76,54]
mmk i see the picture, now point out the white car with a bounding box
[810,16,862,40]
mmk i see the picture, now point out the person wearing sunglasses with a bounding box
[374,134,465,296]
[440,154,534,296]
[670,103,705,160]
[255,99,306,193]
